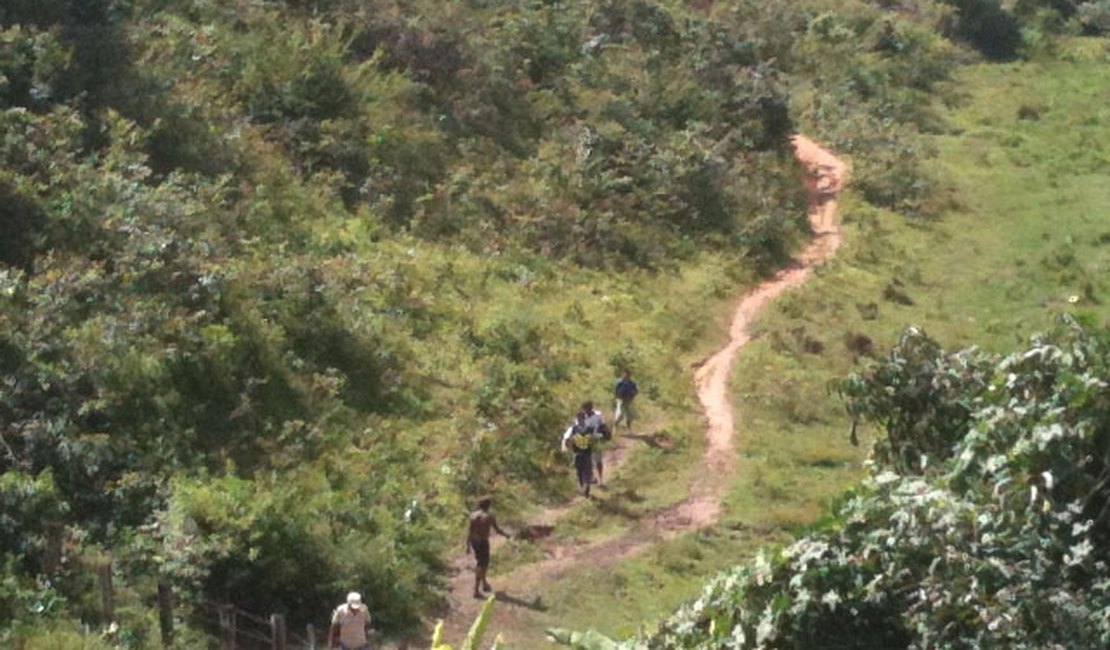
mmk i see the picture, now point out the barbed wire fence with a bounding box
[90,556,321,650]
[193,599,317,650]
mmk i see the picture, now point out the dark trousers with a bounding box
[574,451,593,486]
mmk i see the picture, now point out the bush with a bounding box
[1079,0,1110,33]
[943,0,1025,60]
[832,326,994,472]
[158,463,444,634]
[615,323,1110,649]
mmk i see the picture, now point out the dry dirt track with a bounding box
[429,134,848,648]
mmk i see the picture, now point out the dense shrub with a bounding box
[942,0,1025,60]
[1078,0,1110,33]
[0,103,443,636]
[832,326,994,472]
[156,467,445,633]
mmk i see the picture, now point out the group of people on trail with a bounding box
[333,370,643,629]
[560,369,639,499]
[459,370,641,600]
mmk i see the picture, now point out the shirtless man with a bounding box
[466,497,509,598]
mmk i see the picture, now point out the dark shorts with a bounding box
[471,538,490,569]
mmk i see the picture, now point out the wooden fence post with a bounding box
[157,580,174,647]
[43,520,64,575]
[270,613,287,650]
[97,560,115,623]
[218,604,236,650]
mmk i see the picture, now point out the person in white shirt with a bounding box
[328,591,374,650]
[580,402,608,486]
[561,401,609,492]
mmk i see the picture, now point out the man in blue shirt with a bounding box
[614,369,638,433]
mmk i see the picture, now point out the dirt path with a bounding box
[431,135,847,648]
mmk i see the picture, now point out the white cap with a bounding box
[346,592,363,610]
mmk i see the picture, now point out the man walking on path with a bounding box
[614,369,638,432]
[562,404,606,495]
[328,591,374,650]
[581,401,608,487]
[466,497,509,599]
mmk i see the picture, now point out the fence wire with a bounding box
[194,599,316,649]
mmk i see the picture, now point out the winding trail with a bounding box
[432,135,847,648]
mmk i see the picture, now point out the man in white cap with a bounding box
[328,591,374,650]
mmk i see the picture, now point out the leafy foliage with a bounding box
[941,0,1025,60]
[832,326,994,472]
[1078,0,1110,32]
[431,596,500,650]
[612,323,1110,648]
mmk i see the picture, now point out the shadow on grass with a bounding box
[515,525,555,541]
[592,487,647,521]
[621,432,675,450]
[493,590,548,612]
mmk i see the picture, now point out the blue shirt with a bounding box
[615,378,638,400]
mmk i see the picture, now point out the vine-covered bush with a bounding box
[623,322,1110,648]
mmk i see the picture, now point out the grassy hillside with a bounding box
[0,0,846,644]
[6,0,1107,647]
[461,9,1110,646]
[550,36,1110,649]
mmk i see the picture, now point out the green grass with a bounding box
[480,527,788,647]
[729,42,1110,589]
[456,46,1110,648]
